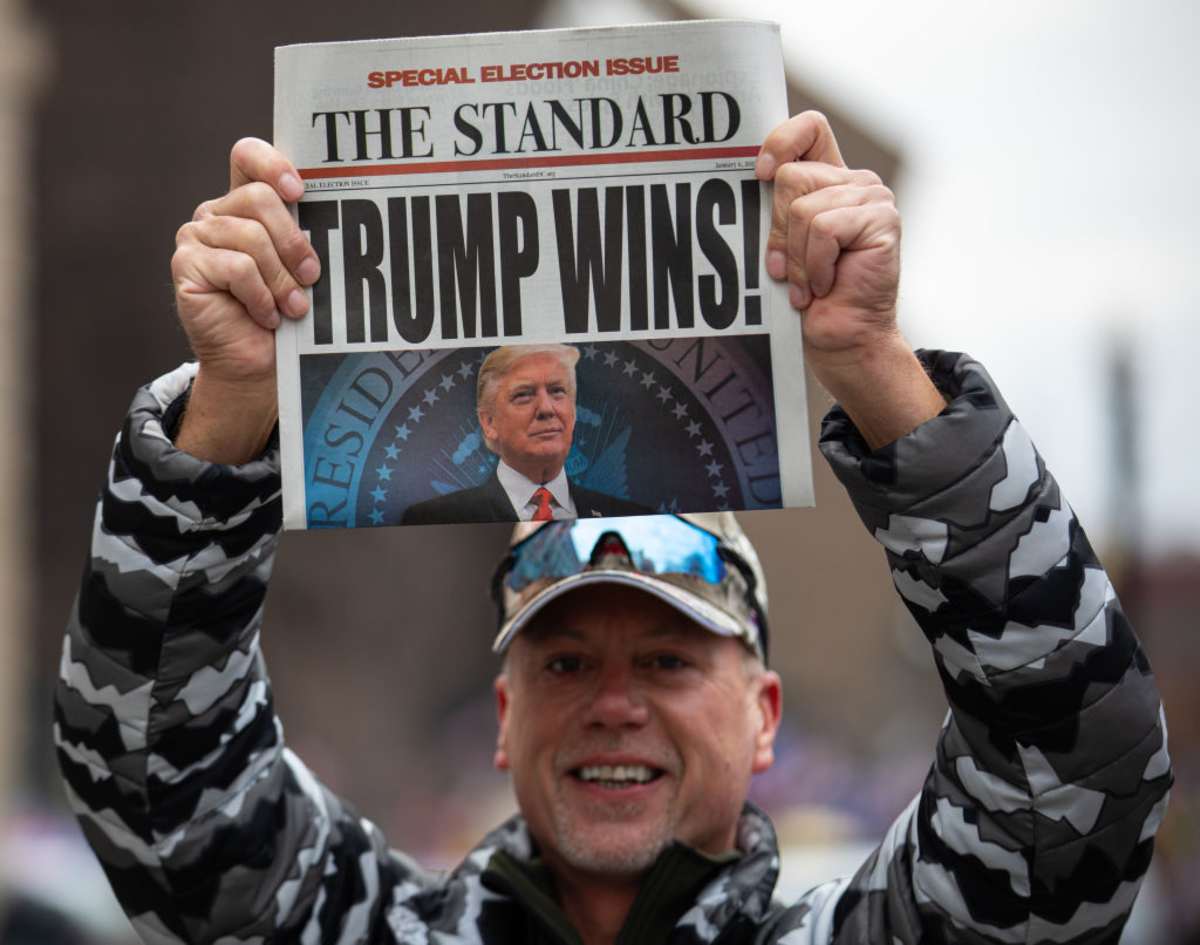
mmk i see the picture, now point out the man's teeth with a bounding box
[577,764,657,784]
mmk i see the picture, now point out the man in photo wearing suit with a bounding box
[402,344,645,525]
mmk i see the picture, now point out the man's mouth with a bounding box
[570,764,665,789]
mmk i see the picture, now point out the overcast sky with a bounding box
[550,0,1200,555]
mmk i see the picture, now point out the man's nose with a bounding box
[534,389,555,417]
[585,664,649,729]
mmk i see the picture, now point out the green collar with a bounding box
[482,842,740,945]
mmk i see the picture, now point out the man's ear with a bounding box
[494,674,511,771]
[751,670,782,775]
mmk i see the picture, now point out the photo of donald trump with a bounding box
[401,344,646,525]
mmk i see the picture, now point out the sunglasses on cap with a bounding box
[490,514,768,660]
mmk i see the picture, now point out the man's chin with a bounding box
[549,820,672,878]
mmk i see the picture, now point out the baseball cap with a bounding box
[490,513,769,660]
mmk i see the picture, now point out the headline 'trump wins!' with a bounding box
[299,178,765,347]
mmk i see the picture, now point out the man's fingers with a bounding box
[765,164,878,277]
[178,217,310,319]
[229,137,304,202]
[784,183,893,298]
[805,204,899,299]
[196,181,320,287]
[755,111,846,180]
[174,243,283,331]
[774,163,881,203]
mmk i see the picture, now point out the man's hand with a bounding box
[171,139,320,464]
[757,112,945,449]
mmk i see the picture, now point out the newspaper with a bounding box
[274,20,813,530]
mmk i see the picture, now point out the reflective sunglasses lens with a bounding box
[505,516,723,591]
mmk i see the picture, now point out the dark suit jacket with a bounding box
[400,473,647,526]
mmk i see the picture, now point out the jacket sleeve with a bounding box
[770,352,1172,944]
[52,364,435,945]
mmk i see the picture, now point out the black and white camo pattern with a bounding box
[55,352,1171,944]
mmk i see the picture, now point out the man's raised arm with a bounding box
[51,143,435,943]
[756,113,1171,942]
[170,137,317,463]
[754,110,946,450]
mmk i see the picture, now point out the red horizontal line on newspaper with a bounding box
[298,145,759,179]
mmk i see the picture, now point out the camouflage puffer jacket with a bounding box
[54,351,1171,944]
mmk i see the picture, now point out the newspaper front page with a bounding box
[274,20,813,530]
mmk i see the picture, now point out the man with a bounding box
[401,344,645,525]
[54,112,1170,944]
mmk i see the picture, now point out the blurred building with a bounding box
[0,0,45,929]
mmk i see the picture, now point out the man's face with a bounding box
[479,352,576,481]
[494,585,781,879]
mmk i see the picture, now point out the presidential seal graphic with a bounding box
[300,335,780,528]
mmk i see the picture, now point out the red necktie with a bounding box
[531,486,554,521]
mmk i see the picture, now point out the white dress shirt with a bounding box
[495,460,577,520]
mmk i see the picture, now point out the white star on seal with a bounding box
[696,440,714,457]
[603,350,619,367]
[423,387,440,406]
[705,459,724,478]
[385,444,400,460]
[457,360,476,379]
[394,423,411,441]
[656,386,672,404]
[408,405,425,423]
[376,464,393,481]
[671,401,688,420]
[369,508,385,525]
[439,373,456,392]
[712,481,729,499]
[582,345,599,360]
[623,359,638,376]
[640,371,656,389]
[685,420,702,438]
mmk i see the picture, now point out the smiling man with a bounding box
[487,520,782,942]
[54,111,1171,945]
[401,344,646,525]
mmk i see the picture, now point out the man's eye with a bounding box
[647,654,688,671]
[547,656,583,674]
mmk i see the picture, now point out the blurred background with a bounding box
[0,0,1195,941]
